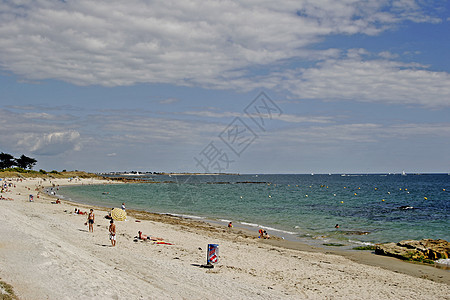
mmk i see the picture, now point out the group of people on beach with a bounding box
[1,179,17,200]
[1,181,15,194]
[83,202,174,246]
[83,208,116,246]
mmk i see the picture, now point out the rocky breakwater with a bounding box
[375,239,449,264]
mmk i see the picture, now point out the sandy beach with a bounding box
[0,177,448,299]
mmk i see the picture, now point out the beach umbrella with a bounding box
[111,208,127,221]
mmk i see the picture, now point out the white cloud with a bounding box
[383,123,450,138]
[17,131,82,155]
[0,109,82,156]
[264,122,450,148]
[182,111,241,119]
[247,120,450,173]
[7,104,86,113]
[84,113,224,147]
[377,51,399,59]
[159,98,180,105]
[22,112,77,121]
[391,0,442,23]
[275,55,450,107]
[0,0,442,90]
[1,104,448,172]
[275,114,334,124]
[182,110,334,124]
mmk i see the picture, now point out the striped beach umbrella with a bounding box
[111,208,127,221]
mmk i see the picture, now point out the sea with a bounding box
[57,173,449,249]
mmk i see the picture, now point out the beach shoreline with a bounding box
[53,178,450,277]
[128,209,450,284]
[57,173,450,247]
[0,177,448,299]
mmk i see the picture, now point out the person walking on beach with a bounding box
[121,203,126,211]
[87,209,95,232]
[109,220,116,246]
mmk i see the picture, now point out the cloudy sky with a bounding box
[1,0,449,174]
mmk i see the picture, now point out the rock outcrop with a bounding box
[375,239,449,263]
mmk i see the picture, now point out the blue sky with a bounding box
[1,0,449,174]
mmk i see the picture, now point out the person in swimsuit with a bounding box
[138,231,163,241]
[259,229,264,238]
[109,220,116,246]
[87,209,95,232]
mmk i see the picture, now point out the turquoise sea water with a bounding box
[58,174,449,247]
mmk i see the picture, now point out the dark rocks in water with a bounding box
[341,230,370,235]
[375,239,449,263]
[205,181,269,184]
[235,181,269,184]
[397,205,415,210]
[352,245,377,251]
[216,181,269,184]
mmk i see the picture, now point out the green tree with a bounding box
[15,155,37,170]
[0,152,15,169]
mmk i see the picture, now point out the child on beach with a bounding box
[109,220,116,246]
[258,229,270,239]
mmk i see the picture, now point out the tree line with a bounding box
[0,152,37,170]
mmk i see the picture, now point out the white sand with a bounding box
[0,177,448,299]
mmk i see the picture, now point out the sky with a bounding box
[0,0,449,174]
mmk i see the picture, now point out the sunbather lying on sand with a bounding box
[74,208,87,215]
[104,209,113,219]
[137,231,164,241]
